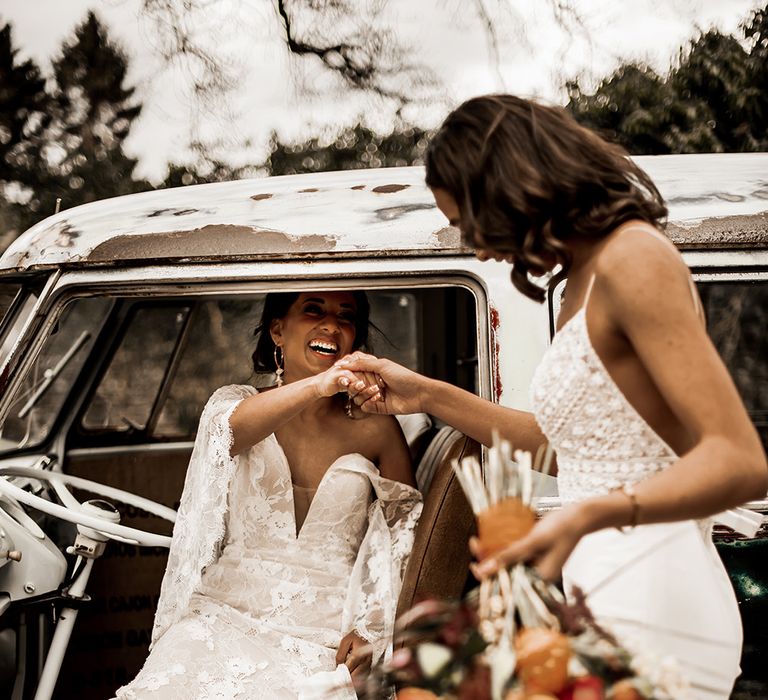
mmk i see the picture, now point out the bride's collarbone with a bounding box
[275,415,379,485]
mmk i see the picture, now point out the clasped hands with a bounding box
[313,352,389,413]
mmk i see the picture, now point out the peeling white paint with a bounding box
[2,155,767,272]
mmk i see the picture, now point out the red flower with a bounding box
[558,676,604,700]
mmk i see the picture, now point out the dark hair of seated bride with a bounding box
[251,291,373,376]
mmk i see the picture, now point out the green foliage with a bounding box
[0,12,150,247]
[0,22,54,245]
[567,3,768,154]
[266,123,431,176]
[45,11,150,208]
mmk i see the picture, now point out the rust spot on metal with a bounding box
[489,305,502,401]
[298,188,319,193]
[87,225,336,262]
[372,184,410,194]
[433,227,462,248]
[250,193,273,201]
[350,185,366,190]
[666,212,768,249]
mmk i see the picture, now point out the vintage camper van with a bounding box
[0,154,765,699]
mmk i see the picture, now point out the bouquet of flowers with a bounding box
[360,436,688,700]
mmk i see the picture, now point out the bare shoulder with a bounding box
[359,413,405,446]
[594,222,694,317]
[596,222,686,281]
[357,412,412,480]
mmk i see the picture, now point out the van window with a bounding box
[152,298,262,438]
[0,297,112,452]
[698,280,768,450]
[0,284,38,371]
[70,287,477,444]
[82,305,191,433]
[152,289,474,439]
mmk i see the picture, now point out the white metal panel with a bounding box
[2,155,767,272]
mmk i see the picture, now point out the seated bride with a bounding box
[115,290,422,699]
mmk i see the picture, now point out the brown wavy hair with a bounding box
[425,94,668,302]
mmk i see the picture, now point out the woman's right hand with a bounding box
[312,364,372,399]
[470,505,587,582]
[335,352,428,415]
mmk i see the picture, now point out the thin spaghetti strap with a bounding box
[582,273,597,310]
[616,223,675,250]
[688,276,706,322]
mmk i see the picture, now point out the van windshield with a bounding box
[0,297,112,453]
[0,283,39,374]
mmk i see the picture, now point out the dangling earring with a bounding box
[273,345,284,387]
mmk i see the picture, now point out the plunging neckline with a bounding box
[551,307,678,459]
[270,434,362,539]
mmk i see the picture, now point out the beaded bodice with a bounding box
[530,308,677,504]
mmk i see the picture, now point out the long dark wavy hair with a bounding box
[252,291,371,376]
[425,94,668,302]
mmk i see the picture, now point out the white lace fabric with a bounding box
[115,385,422,699]
[530,307,742,699]
[530,308,677,504]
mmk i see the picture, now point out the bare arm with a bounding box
[580,234,767,527]
[229,366,372,456]
[336,354,546,455]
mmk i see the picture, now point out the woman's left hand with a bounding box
[470,505,587,582]
[335,629,372,680]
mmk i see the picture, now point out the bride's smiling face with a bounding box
[270,292,359,380]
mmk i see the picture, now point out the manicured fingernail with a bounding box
[355,381,365,390]
[339,377,350,387]
[373,393,382,402]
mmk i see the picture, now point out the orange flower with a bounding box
[396,688,441,700]
[503,690,558,700]
[513,627,571,695]
[477,497,536,555]
[559,675,604,699]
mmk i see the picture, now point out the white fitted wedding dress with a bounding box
[115,385,422,699]
[530,304,742,699]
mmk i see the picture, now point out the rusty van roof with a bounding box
[1,154,767,272]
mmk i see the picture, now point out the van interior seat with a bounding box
[396,427,478,619]
[395,412,434,465]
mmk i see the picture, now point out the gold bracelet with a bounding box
[616,483,640,532]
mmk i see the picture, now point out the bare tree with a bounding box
[136,0,581,107]
[138,0,442,110]
[134,0,583,174]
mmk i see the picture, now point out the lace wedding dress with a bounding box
[115,385,422,699]
[530,306,742,700]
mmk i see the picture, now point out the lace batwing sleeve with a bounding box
[341,475,423,664]
[150,384,257,646]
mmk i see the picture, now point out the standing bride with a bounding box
[340,95,768,699]
[116,290,421,699]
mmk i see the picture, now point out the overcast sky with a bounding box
[3,0,763,182]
